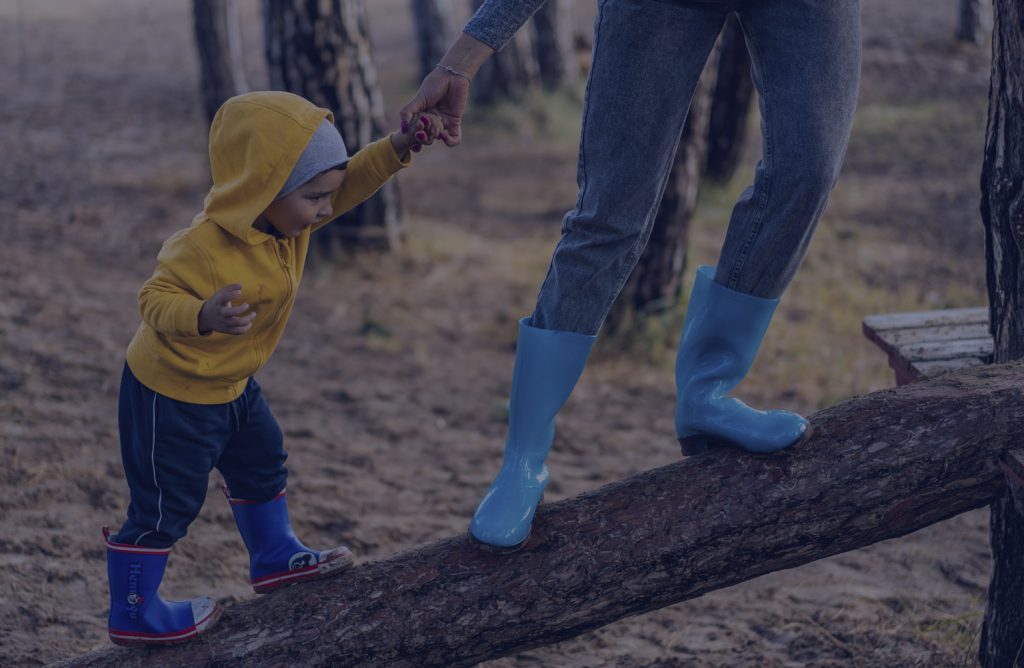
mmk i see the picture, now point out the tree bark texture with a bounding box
[192,0,249,123]
[979,481,1024,668]
[606,43,720,332]
[61,361,1024,668]
[980,2,1024,665]
[959,0,985,44]
[531,0,577,91]
[470,0,539,104]
[263,0,402,251]
[410,0,452,81]
[705,13,755,184]
[982,0,1024,365]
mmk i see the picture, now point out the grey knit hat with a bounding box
[276,118,349,200]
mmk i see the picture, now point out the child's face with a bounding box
[256,169,347,238]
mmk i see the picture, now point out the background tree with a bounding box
[531,0,577,92]
[978,0,1024,665]
[705,14,754,184]
[411,0,452,81]
[192,0,249,123]
[264,0,402,251]
[958,0,984,44]
[470,0,539,104]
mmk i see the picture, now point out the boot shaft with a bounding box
[676,265,780,392]
[225,488,318,580]
[105,528,172,627]
[505,317,596,460]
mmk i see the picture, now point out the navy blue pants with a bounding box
[113,364,288,548]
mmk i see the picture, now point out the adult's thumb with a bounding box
[399,95,425,133]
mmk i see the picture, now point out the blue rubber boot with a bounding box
[470,317,596,548]
[104,527,219,646]
[675,266,810,455]
[224,488,353,593]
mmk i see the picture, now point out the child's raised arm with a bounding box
[323,111,446,226]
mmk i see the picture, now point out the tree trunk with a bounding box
[60,362,1024,668]
[263,0,402,252]
[410,0,452,81]
[192,0,249,123]
[979,1,1024,665]
[958,0,984,44]
[531,0,577,91]
[705,14,755,184]
[606,44,720,332]
[470,0,539,104]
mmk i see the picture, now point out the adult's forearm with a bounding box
[437,32,494,79]
[463,0,548,54]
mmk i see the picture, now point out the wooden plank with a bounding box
[911,357,988,379]
[863,320,899,355]
[862,307,992,386]
[872,322,991,349]
[862,307,988,332]
[900,337,994,363]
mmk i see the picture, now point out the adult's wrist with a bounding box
[437,32,493,80]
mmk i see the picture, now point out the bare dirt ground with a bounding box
[0,0,996,666]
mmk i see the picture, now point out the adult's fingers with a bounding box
[439,124,461,147]
[413,128,435,146]
[400,69,459,134]
[399,90,431,133]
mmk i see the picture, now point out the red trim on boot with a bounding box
[221,485,287,505]
[102,526,172,555]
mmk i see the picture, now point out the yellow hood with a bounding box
[126,92,408,404]
[203,91,334,245]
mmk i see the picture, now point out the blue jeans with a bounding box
[530,0,861,335]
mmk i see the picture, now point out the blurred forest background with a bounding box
[0,0,1003,665]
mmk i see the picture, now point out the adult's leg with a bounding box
[530,0,731,335]
[716,0,862,297]
[471,0,732,548]
[674,1,861,455]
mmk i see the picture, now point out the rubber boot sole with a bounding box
[109,601,222,647]
[468,493,546,553]
[679,424,815,457]
[253,546,354,594]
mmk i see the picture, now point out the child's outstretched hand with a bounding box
[198,284,256,335]
[391,111,445,158]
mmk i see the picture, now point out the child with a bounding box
[104,91,442,646]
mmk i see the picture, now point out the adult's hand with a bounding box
[399,33,494,147]
[399,68,470,147]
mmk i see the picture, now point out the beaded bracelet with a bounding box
[436,63,471,81]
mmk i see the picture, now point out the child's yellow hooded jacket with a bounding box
[125,92,409,404]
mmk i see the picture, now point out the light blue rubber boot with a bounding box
[104,527,219,646]
[470,318,596,548]
[675,266,810,455]
[224,488,353,593]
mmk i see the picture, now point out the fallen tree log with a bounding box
[61,361,1024,668]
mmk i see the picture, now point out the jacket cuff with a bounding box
[176,298,205,337]
[367,136,412,180]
